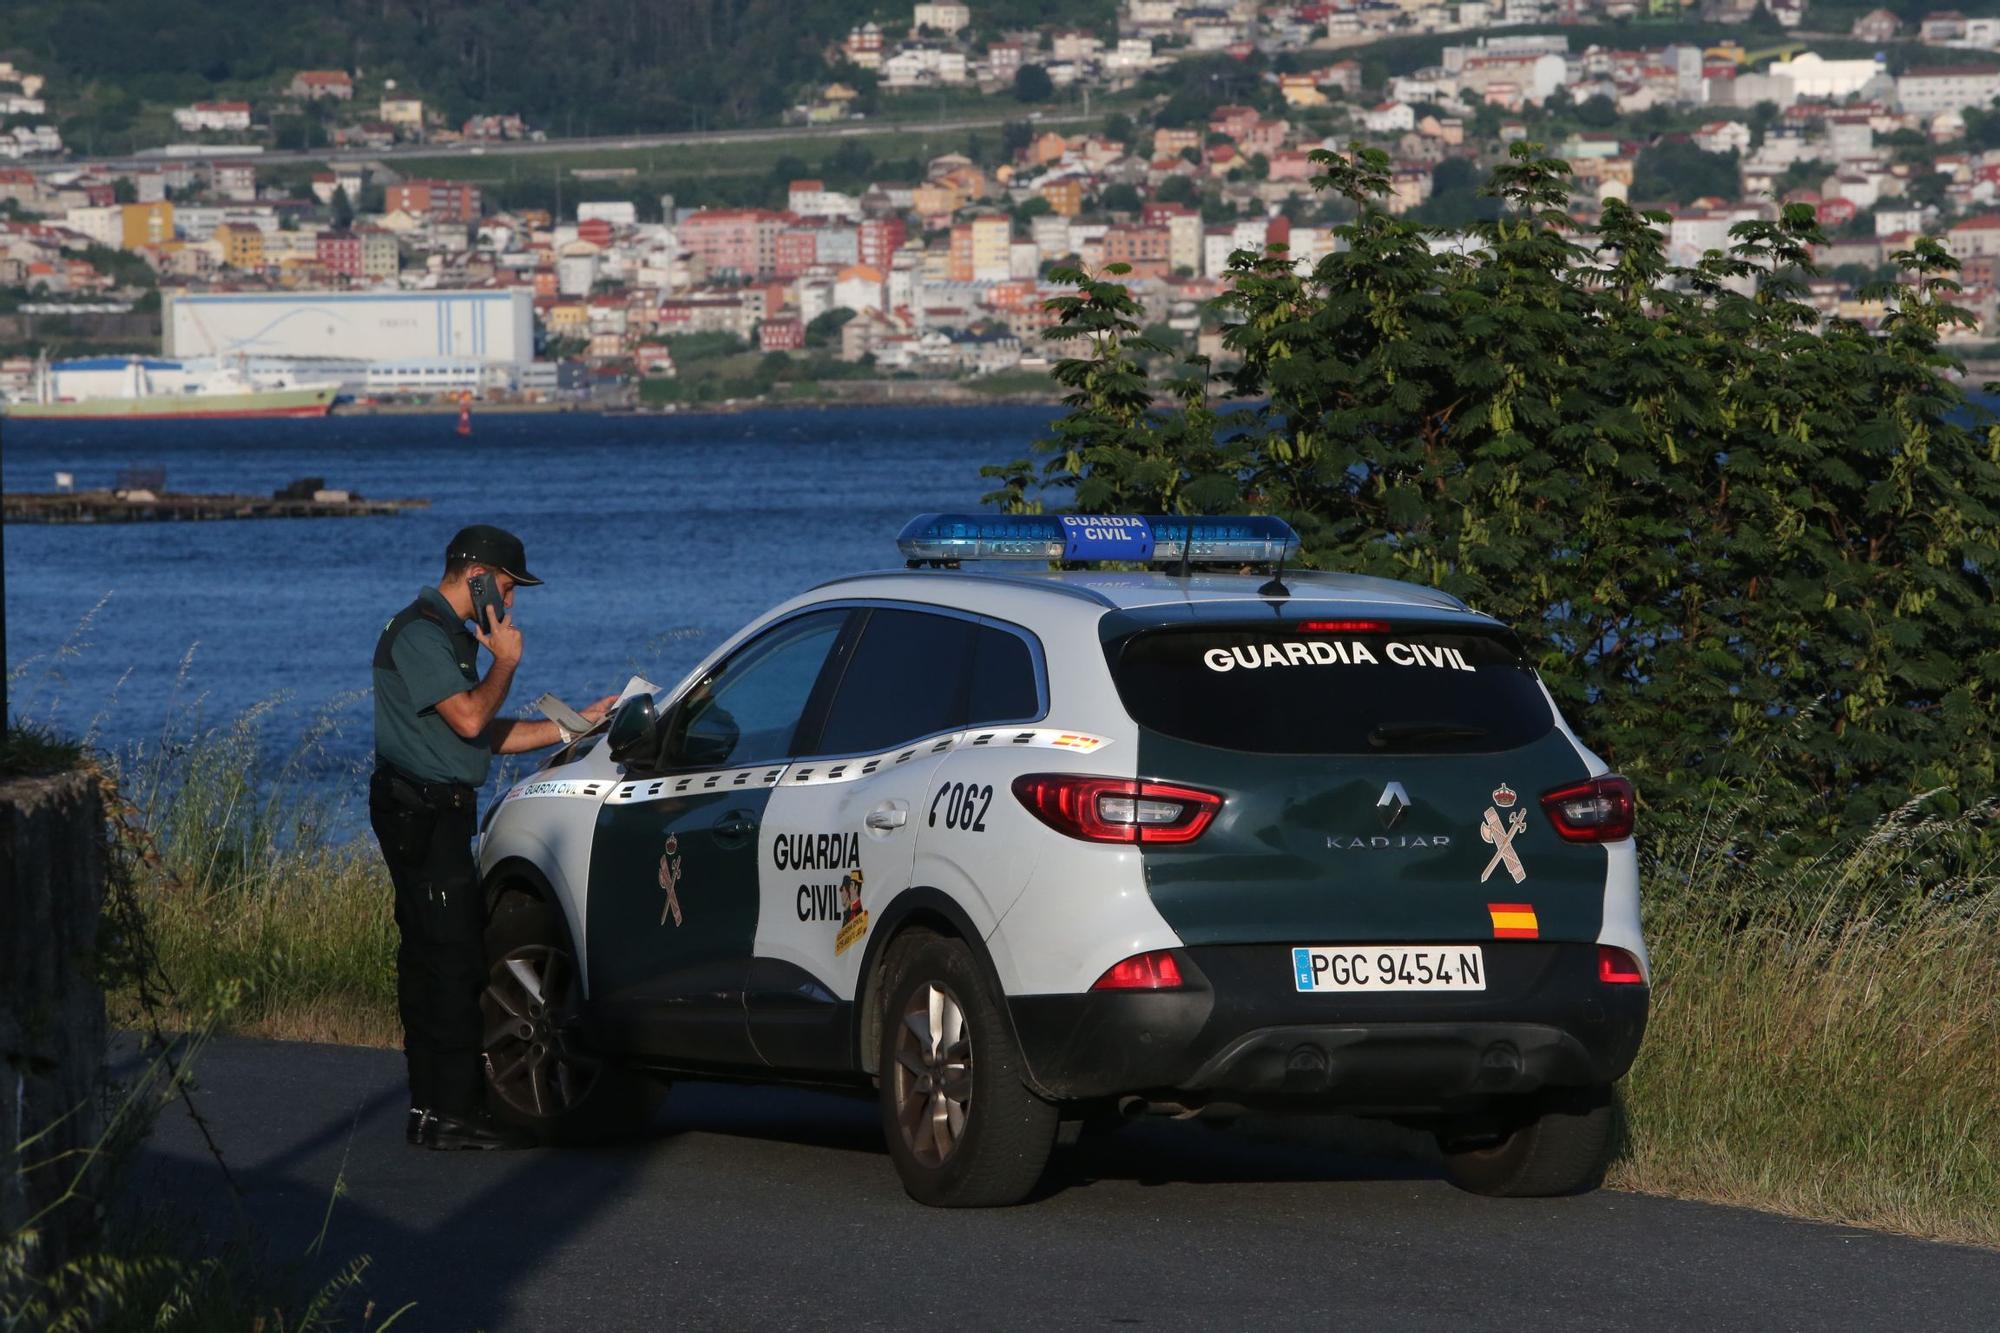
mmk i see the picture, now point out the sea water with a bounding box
[5,405,1061,801]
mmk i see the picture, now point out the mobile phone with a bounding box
[467,572,508,632]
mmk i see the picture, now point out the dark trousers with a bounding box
[368,769,485,1116]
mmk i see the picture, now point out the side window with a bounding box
[966,625,1040,725]
[671,610,848,769]
[812,609,975,756]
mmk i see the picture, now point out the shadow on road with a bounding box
[652,1079,1443,1189]
[135,1043,1443,1327]
[122,1038,2000,1332]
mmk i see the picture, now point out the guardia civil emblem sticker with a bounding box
[1478,783,1528,885]
[659,833,685,926]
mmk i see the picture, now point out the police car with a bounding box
[475,514,1647,1206]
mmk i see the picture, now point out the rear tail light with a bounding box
[1011,774,1222,844]
[1540,775,1636,842]
[1091,950,1187,991]
[1597,945,1646,985]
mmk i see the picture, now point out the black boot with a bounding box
[407,1108,434,1146]
[428,1110,536,1151]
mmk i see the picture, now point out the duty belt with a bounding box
[373,762,476,811]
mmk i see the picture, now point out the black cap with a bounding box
[446,524,542,585]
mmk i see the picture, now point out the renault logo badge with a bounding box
[1376,782,1410,830]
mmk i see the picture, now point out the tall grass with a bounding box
[111,695,400,1049]
[1612,789,2000,1245]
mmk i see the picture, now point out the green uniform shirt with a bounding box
[373,585,490,787]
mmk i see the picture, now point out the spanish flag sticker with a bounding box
[1488,903,1539,940]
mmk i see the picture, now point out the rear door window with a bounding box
[966,624,1041,726]
[813,609,976,756]
[1110,623,1553,755]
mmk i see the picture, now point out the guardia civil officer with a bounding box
[371,524,614,1150]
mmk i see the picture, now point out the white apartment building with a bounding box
[172,102,252,132]
[61,206,123,248]
[883,47,969,87]
[1774,53,1886,101]
[912,3,969,32]
[1897,66,2000,115]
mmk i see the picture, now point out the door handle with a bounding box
[865,808,907,831]
[713,811,758,841]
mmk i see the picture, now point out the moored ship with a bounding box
[2,354,338,420]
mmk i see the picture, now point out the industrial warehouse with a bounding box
[163,289,547,396]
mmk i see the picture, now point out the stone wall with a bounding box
[0,769,108,1274]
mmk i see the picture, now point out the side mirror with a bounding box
[679,710,738,768]
[605,695,663,768]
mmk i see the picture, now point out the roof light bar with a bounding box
[897,513,1300,565]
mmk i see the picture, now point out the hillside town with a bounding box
[5,1,2000,404]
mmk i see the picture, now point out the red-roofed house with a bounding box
[1362,101,1414,134]
[1945,214,2000,261]
[759,316,805,352]
[1240,118,1289,156]
[1851,8,1899,41]
[1208,105,1261,140]
[288,70,353,101]
[1693,121,1752,155]
[1267,149,1316,182]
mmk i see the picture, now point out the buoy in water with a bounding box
[455,393,472,437]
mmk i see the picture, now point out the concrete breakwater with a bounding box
[4,489,429,523]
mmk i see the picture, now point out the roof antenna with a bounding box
[1258,539,1290,599]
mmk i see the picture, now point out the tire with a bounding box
[1437,1083,1617,1198]
[877,933,1058,1207]
[481,890,665,1144]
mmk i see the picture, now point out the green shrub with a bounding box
[989,143,2000,848]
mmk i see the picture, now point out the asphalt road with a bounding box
[29,111,1100,175]
[129,1036,1997,1332]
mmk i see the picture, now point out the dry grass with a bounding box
[1611,796,2000,1247]
[126,843,402,1050]
[104,694,403,1049]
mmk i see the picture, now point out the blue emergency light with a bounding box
[896,513,1300,566]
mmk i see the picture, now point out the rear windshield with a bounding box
[1110,624,1554,755]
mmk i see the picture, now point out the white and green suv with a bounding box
[474,514,1648,1205]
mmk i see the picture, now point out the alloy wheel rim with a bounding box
[481,943,601,1119]
[892,981,974,1167]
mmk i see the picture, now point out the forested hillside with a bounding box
[0,0,1114,143]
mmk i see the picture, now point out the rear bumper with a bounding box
[1007,942,1647,1112]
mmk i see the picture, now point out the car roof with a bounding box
[809,566,1481,618]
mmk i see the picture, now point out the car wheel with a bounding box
[1437,1083,1617,1197]
[481,890,664,1144]
[878,934,1057,1207]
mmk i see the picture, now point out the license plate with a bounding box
[1291,945,1485,993]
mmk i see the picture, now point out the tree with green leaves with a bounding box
[1014,65,1053,103]
[988,143,2000,846]
[1633,140,1739,206]
[1099,182,1142,215]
